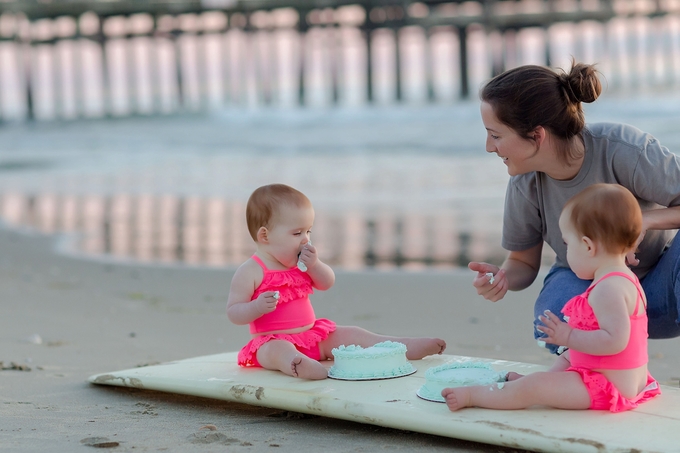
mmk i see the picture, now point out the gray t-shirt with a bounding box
[502,122,680,278]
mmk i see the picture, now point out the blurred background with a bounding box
[1,0,680,271]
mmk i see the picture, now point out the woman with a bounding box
[470,61,680,353]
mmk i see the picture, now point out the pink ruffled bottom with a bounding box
[238,318,337,367]
[567,366,661,412]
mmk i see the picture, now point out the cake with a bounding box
[328,341,415,379]
[417,362,507,402]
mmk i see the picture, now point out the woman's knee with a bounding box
[647,315,680,339]
[534,267,589,353]
[535,267,589,316]
[640,234,680,337]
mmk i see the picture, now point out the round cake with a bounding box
[417,362,507,402]
[329,341,415,380]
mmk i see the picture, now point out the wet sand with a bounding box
[1,226,678,452]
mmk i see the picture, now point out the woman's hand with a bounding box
[536,310,572,347]
[468,262,508,302]
[625,229,646,267]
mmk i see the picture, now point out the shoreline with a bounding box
[1,226,678,452]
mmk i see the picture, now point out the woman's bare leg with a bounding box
[442,371,590,411]
[256,340,328,380]
[319,326,446,360]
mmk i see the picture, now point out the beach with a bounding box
[2,93,680,272]
[2,4,680,448]
[1,224,679,452]
[1,88,680,453]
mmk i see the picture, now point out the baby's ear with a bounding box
[256,226,269,243]
[582,236,596,255]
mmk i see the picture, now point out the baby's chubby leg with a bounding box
[256,340,328,380]
[399,336,446,360]
[442,370,591,411]
[319,326,446,360]
[501,352,572,382]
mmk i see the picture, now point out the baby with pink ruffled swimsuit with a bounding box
[227,183,446,380]
[443,184,661,412]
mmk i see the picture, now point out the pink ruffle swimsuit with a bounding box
[562,271,660,412]
[237,255,336,367]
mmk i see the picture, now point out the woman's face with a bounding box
[480,102,540,176]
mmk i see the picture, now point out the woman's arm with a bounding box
[504,244,544,290]
[643,205,680,230]
[627,206,680,265]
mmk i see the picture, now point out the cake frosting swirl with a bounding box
[418,362,507,402]
[329,341,415,379]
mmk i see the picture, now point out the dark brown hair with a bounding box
[564,184,641,254]
[481,60,602,164]
[246,184,311,241]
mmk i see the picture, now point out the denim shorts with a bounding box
[534,234,680,354]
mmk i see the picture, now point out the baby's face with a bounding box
[264,204,314,268]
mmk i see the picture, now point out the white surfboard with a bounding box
[89,353,680,453]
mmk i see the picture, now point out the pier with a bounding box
[1,1,680,270]
[1,0,679,121]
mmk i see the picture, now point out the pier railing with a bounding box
[2,0,678,121]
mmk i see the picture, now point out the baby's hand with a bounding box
[255,291,279,315]
[297,242,317,271]
[536,310,572,347]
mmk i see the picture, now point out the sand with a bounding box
[1,227,678,453]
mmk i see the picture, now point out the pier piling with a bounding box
[0,0,678,120]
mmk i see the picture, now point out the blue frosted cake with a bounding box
[418,362,507,402]
[329,341,415,379]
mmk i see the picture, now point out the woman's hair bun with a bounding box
[560,61,602,104]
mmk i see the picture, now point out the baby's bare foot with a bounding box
[506,372,523,381]
[442,387,471,412]
[402,338,447,360]
[290,356,328,380]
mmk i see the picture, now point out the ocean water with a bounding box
[1,91,680,270]
[1,6,679,269]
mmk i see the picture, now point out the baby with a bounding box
[227,183,446,379]
[444,183,661,412]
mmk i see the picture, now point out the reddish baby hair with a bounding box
[246,184,312,241]
[564,183,642,254]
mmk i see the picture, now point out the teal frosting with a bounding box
[329,341,414,379]
[332,340,407,358]
[418,362,506,402]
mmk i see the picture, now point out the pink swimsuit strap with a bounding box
[584,271,645,317]
[251,255,269,271]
